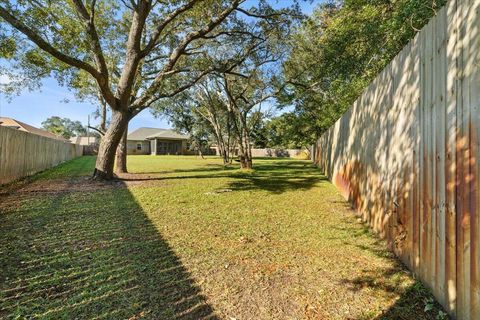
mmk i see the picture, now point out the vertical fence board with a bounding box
[446,0,460,314]
[471,0,480,313]
[435,7,448,306]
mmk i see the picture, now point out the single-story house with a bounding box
[127,127,190,155]
[0,117,69,141]
[70,136,99,155]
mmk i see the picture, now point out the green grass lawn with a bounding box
[0,156,446,319]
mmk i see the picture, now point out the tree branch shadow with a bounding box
[334,217,449,320]
[118,159,327,195]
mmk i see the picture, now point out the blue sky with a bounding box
[0,1,319,132]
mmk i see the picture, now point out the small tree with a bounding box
[188,131,210,158]
[41,116,86,139]
[263,112,315,149]
[194,80,237,164]
[248,110,270,148]
[221,71,278,169]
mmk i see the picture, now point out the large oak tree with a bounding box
[0,0,298,179]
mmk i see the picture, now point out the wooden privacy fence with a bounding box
[0,126,83,185]
[315,0,479,319]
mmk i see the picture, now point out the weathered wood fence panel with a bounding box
[0,126,83,185]
[314,0,479,318]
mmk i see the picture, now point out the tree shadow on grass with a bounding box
[226,160,328,194]
[226,175,324,194]
[374,283,449,320]
[119,159,327,195]
[340,267,446,320]
[135,163,237,175]
[333,215,449,320]
[340,265,448,320]
[0,171,218,319]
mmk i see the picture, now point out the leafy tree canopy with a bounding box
[251,111,313,149]
[0,0,301,111]
[280,0,446,142]
[41,116,87,139]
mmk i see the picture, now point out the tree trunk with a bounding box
[98,91,107,133]
[244,128,253,169]
[94,110,130,180]
[197,148,204,159]
[239,155,246,168]
[217,143,227,164]
[245,157,252,169]
[223,152,229,165]
[212,130,229,165]
[239,150,252,169]
[218,142,227,164]
[238,152,252,168]
[115,123,128,174]
[236,122,253,170]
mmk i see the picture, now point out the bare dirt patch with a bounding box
[0,177,123,210]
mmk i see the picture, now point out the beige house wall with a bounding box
[127,140,151,155]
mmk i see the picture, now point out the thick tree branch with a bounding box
[141,0,202,57]
[71,0,110,84]
[139,68,212,111]
[88,125,105,136]
[116,0,152,107]
[0,6,98,75]
[0,4,117,108]
[132,0,242,110]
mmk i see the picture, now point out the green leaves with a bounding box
[24,49,48,67]
[41,116,87,139]
[282,0,447,141]
[0,36,16,58]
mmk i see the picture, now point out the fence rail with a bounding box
[0,126,83,185]
[315,0,479,318]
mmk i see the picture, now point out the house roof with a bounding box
[0,117,69,141]
[128,127,189,141]
[145,130,190,140]
[70,136,98,145]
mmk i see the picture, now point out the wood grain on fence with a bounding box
[315,0,479,318]
[0,126,83,185]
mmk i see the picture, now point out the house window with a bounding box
[136,143,142,151]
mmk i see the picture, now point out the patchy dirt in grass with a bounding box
[0,178,124,209]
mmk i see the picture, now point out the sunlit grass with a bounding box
[0,156,446,319]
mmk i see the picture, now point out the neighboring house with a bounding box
[127,127,190,155]
[69,136,99,146]
[70,136,99,155]
[0,117,69,141]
